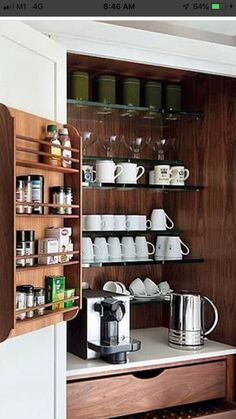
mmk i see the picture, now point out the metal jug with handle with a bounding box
[168,291,218,350]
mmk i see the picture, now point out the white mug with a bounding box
[116,162,145,184]
[126,215,151,231]
[144,278,160,296]
[154,164,178,185]
[155,236,168,261]
[101,215,114,231]
[96,160,123,184]
[114,215,127,231]
[129,278,147,296]
[135,236,155,260]
[103,281,129,294]
[170,165,190,186]
[149,170,155,185]
[165,236,190,260]
[82,237,99,263]
[150,209,174,231]
[121,237,137,261]
[84,214,102,231]
[107,237,123,261]
[94,237,110,262]
[82,165,96,183]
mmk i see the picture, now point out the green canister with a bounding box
[122,77,140,107]
[165,84,182,111]
[98,75,116,104]
[70,71,89,101]
[144,81,162,109]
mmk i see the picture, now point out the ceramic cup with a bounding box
[150,209,174,231]
[129,278,147,296]
[121,237,137,261]
[107,237,123,261]
[96,160,123,184]
[158,281,172,295]
[154,236,168,261]
[144,278,160,296]
[114,215,127,231]
[154,164,178,185]
[82,165,96,183]
[94,237,110,262]
[135,236,155,260]
[101,214,114,231]
[165,236,190,260]
[170,165,190,186]
[149,170,155,185]
[126,215,151,231]
[84,214,102,231]
[82,237,99,263]
[116,162,145,184]
[103,281,130,295]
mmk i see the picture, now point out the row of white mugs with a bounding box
[82,160,190,186]
[82,236,190,263]
[83,209,174,232]
[103,279,172,297]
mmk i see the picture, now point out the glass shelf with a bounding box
[67,99,203,120]
[82,257,204,268]
[130,297,170,305]
[82,229,181,237]
[83,156,183,166]
[83,183,204,192]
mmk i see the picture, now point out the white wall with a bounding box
[0,21,67,419]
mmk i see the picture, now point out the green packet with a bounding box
[64,288,76,308]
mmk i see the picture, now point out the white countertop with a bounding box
[67,327,236,380]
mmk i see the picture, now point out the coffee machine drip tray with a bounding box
[87,337,141,365]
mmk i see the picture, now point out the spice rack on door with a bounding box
[0,103,82,342]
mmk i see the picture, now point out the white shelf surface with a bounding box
[67,327,236,380]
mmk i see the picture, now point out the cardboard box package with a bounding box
[38,238,59,265]
[45,227,72,262]
[46,275,66,310]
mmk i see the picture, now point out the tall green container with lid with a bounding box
[165,84,182,111]
[122,78,140,107]
[98,75,116,104]
[144,81,162,109]
[70,71,89,101]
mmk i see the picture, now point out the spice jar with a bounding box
[25,230,35,267]
[16,179,24,214]
[59,128,72,169]
[16,291,26,321]
[17,285,34,318]
[43,124,62,167]
[50,186,65,214]
[34,287,45,316]
[64,187,73,214]
[16,230,26,267]
[30,175,44,215]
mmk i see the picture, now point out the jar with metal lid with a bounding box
[16,179,24,214]
[50,186,65,214]
[17,176,32,214]
[70,71,89,101]
[165,83,182,112]
[25,230,35,266]
[144,80,162,110]
[17,285,34,318]
[16,230,26,267]
[64,187,73,214]
[30,175,44,215]
[16,291,26,321]
[97,75,116,104]
[34,288,45,316]
[122,77,140,107]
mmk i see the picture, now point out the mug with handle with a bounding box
[135,236,155,260]
[94,237,110,262]
[150,209,174,231]
[170,165,190,186]
[121,236,137,261]
[96,160,124,184]
[165,236,190,260]
[155,236,168,261]
[116,162,145,184]
[107,237,124,261]
[82,237,100,263]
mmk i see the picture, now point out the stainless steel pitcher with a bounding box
[168,291,218,350]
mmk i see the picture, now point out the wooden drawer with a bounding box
[67,361,226,419]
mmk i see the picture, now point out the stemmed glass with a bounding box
[122,136,146,159]
[82,131,95,155]
[100,135,119,157]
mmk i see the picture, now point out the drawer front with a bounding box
[67,361,226,419]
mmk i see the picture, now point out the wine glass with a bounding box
[147,136,176,160]
[122,136,146,159]
[82,131,95,155]
[100,134,119,157]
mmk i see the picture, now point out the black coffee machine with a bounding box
[88,296,141,364]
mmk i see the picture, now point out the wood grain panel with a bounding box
[67,361,226,419]
[0,104,15,342]
[163,74,236,346]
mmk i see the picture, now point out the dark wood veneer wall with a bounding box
[68,55,236,340]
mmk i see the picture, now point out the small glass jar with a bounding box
[34,288,45,316]
[17,285,34,318]
[50,186,65,214]
[25,230,35,267]
[16,179,24,214]
[16,291,26,321]
[16,230,26,268]
[64,187,73,215]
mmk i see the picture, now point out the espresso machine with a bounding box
[67,290,141,364]
[168,291,218,350]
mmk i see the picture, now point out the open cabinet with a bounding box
[0,103,82,342]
